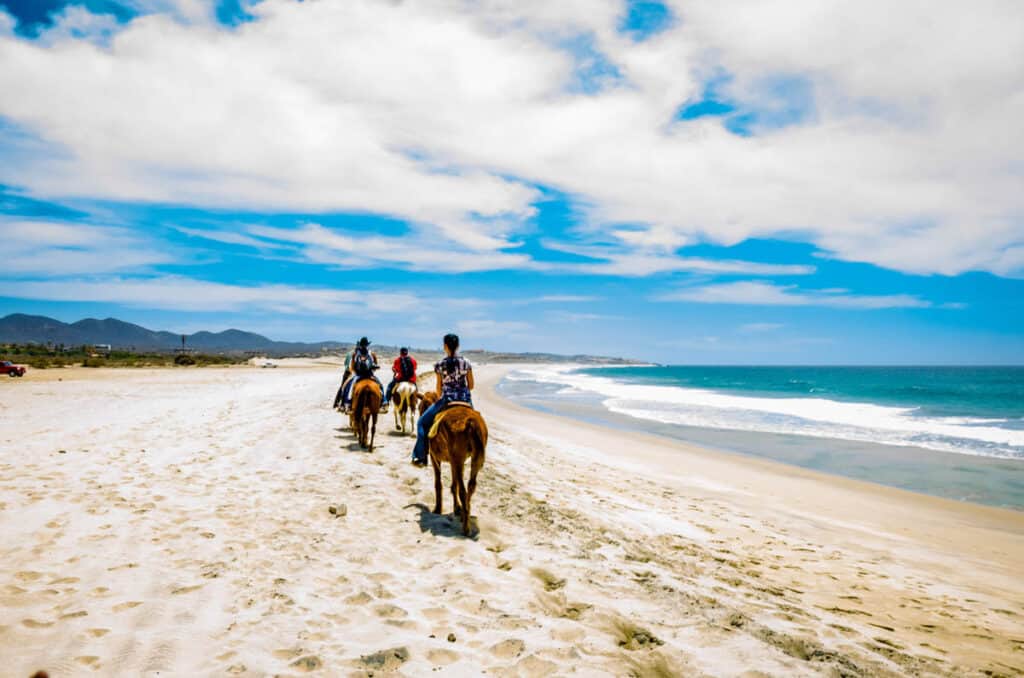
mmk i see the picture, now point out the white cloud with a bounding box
[661,281,932,309]
[247,223,536,273]
[1,275,426,315]
[0,218,174,275]
[537,295,598,302]
[0,0,1021,276]
[173,225,280,250]
[455,318,532,338]
[541,240,814,276]
[740,322,783,332]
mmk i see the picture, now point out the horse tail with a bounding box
[354,382,370,442]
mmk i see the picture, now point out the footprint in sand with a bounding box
[374,603,407,619]
[490,638,526,659]
[358,647,409,672]
[60,610,89,620]
[75,656,101,669]
[14,571,44,583]
[427,648,459,665]
[86,628,111,637]
[112,601,143,612]
[515,654,558,676]
[344,591,373,605]
[290,656,323,672]
[22,618,55,628]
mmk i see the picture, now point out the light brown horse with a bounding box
[419,392,488,536]
[350,379,381,451]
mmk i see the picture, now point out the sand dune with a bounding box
[1,364,1022,676]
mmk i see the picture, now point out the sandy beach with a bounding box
[2,362,1023,677]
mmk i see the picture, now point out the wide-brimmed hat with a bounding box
[358,337,370,347]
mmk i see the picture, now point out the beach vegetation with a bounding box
[0,343,247,368]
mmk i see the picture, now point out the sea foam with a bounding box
[505,366,1024,459]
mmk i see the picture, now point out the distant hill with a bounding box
[0,313,638,363]
[0,313,346,355]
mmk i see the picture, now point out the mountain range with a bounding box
[0,313,347,354]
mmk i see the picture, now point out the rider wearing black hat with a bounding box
[341,337,387,413]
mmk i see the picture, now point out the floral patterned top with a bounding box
[435,355,472,402]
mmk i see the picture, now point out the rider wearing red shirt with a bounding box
[385,347,417,402]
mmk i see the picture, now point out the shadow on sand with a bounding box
[405,502,478,540]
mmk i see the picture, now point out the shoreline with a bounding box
[493,363,1024,511]
[478,366,1024,560]
[2,364,1023,676]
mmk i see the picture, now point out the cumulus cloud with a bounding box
[0,0,1021,276]
[660,280,933,309]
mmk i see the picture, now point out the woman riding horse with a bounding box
[411,333,473,467]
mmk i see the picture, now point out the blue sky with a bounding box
[1,0,1022,364]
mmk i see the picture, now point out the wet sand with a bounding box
[1,362,1022,676]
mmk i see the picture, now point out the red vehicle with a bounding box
[1,361,26,377]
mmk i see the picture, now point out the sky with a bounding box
[0,0,1022,364]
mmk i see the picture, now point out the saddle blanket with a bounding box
[428,402,473,439]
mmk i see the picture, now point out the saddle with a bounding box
[427,401,473,439]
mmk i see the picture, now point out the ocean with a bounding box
[497,365,1024,509]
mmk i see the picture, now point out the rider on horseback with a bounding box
[385,347,417,403]
[342,337,387,414]
[411,333,473,467]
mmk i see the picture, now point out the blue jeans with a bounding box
[412,394,473,463]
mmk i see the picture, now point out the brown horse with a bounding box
[350,379,381,451]
[419,392,488,536]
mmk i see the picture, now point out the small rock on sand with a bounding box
[447,633,457,642]
[329,504,347,517]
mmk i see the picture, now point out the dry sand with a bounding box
[1,362,1022,677]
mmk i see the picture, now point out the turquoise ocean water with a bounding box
[497,366,1024,509]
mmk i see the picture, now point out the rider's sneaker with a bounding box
[411,457,427,467]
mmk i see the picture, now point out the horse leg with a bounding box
[450,455,465,522]
[467,449,483,527]
[369,413,377,452]
[454,453,470,536]
[432,457,443,514]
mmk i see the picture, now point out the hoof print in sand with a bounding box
[290,655,323,672]
[612,618,664,650]
[490,638,526,659]
[530,568,566,592]
[359,646,410,672]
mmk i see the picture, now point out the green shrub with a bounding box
[82,357,107,368]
